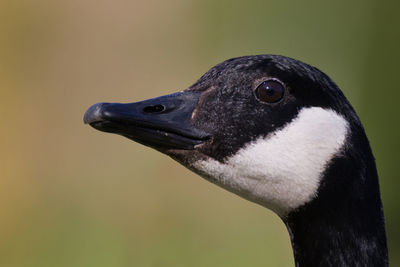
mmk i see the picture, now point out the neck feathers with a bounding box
[284,129,388,266]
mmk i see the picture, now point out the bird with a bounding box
[84,55,388,266]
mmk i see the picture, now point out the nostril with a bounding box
[143,104,165,113]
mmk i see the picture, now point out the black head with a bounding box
[84,55,376,216]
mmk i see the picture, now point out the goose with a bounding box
[83,55,388,266]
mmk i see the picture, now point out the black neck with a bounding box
[285,199,387,266]
[284,131,388,266]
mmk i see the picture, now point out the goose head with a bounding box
[84,55,388,266]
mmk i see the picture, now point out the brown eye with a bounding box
[255,80,285,103]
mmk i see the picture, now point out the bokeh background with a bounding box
[1,0,399,266]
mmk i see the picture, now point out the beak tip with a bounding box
[84,103,107,124]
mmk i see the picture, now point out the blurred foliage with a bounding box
[0,0,399,266]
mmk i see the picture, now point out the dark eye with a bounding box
[255,79,285,103]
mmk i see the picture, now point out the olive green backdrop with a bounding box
[1,0,399,266]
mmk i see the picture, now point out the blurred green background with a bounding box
[0,0,399,266]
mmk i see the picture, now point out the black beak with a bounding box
[83,91,210,150]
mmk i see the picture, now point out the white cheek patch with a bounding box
[192,107,349,216]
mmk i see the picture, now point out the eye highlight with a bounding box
[255,79,285,103]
